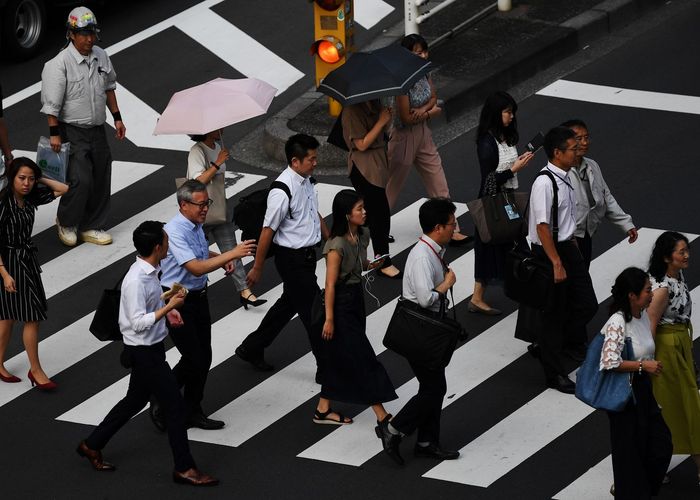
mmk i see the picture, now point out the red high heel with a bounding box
[28,370,57,391]
[0,373,21,383]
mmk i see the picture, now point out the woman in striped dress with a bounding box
[0,158,68,390]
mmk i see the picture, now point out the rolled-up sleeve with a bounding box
[120,279,156,333]
[40,60,66,117]
[410,256,440,309]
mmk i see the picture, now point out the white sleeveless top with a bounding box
[495,140,519,190]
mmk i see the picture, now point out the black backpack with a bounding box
[233,181,293,257]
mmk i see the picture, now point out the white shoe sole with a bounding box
[80,234,112,245]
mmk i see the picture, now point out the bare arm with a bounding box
[536,223,566,283]
[319,213,330,241]
[646,287,669,337]
[322,250,341,340]
[106,90,126,140]
[37,176,69,198]
[0,118,12,161]
[246,227,275,286]
[352,107,392,152]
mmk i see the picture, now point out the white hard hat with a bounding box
[66,6,99,33]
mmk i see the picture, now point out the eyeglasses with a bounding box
[186,199,214,209]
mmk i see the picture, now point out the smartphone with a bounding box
[370,253,391,266]
[526,132,545,153]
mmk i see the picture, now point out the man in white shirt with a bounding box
[561,119,637,268]
[76,221,218,486]
[527,127,598,394]
[236,134,330,374]
[376,198,459,465]
[40,6,126,247]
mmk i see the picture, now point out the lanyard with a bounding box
[419,237,448,273]
[545,167,574,190]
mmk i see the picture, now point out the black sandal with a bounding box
[313,408,353,426]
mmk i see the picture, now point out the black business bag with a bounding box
[503,170,558,309]
[89,270,128,342]
[383,293,464,370]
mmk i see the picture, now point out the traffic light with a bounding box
[310,0,354,116]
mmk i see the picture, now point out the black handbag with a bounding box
[503,170,558,309]
[466,175,529,244]
[89,270,128,342]
[383,291,464,370]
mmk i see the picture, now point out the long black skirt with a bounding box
[320,283,397,405]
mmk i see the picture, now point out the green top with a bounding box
[322,230,370,285]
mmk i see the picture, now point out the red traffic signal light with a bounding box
[310,36,344,64]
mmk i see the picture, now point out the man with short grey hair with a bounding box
[154,180,256,431]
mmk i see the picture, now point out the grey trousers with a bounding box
[205,222,247,292]
[58,123,111,230]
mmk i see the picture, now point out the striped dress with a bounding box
[0,187,55,321]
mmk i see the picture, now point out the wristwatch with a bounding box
[209,161,220,170]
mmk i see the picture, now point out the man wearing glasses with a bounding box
[526,127,597,394]
[156,180,255,430]
[561,119,637,269]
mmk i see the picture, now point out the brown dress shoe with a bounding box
[173,468,219,487]
[76,440,116,471]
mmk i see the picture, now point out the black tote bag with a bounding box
[89,270,128,342]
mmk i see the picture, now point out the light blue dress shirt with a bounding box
[161,212,209,290]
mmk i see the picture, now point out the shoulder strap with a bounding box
[270,180,293,219]
[536,170,559,242]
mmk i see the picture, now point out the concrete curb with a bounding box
[235,0,666,176]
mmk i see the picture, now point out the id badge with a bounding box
[504,204,520,220]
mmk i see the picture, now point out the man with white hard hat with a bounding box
[40,6,126,247]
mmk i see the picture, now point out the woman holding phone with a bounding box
[313,189,397,426]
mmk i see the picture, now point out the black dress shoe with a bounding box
[527,343,541,359]
[173,468,219,487]
[235,345,274,372]
[149,399,166,432]
[374,416,404,465]
[187,413,225,430]
[387,235,395,243]
[414,443,460,460]
[546,375,576,394]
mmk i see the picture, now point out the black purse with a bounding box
[89,270,128,342]
[383,291,465,370]
[504,171,558,309]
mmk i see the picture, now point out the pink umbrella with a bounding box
[153,77,277,135]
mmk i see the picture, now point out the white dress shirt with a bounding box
[40,43,117,126]
[264,167,321,249]
[119,257,168,347]
[528,163,577,244]
[403,235,446,312]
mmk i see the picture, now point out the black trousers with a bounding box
[391,361,447,444]
[85,342,196,472]
[167,288,212,418]
[239,246,323,361]
[532,241,597,381]
[607,374,672,500]
[349,164,391,262]
[576,232,593,270]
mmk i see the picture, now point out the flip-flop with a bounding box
[313,408,353,425]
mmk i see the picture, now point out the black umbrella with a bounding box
[317,45,433,106]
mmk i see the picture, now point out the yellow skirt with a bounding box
[652,322,700,454]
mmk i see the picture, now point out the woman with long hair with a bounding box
[342,99,401,279]
[313,189,397,426]
[599,267,671,499]
[469,91,534,315]
[187,130,265,309]
[647,231,700,483]
[0,157,68,389]
[386,34,470,245]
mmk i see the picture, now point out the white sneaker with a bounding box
[56,223,78,247]
[79,229,112,245]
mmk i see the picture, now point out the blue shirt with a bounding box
[161,212,209,290]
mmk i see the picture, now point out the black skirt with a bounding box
[320,283,397,405]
